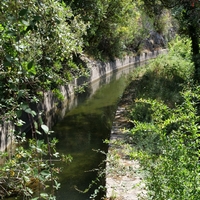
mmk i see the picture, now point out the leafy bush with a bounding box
[129,88,200,200]
[155,9,173,35]
[128,36,194,107]
[0,0,86,198]
[126,36,199,200]
[0,0,87,119]
[0,137,72,199]
[147,36,194,83]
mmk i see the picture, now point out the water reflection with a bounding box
[53,70,133,199]
[5,64,137,200]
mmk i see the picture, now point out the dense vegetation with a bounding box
[0,0,200,199]
[0,0,86,199]
[125,35,200,200]
[125,1,200,199]
[142,0,200,80]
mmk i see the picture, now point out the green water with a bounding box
[5,65,137,200]
[53,70,133,199]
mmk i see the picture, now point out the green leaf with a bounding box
[3,60,10,67]
[21,103,29,110]
[16,110,22,118]
[28,61,34,69]
[6,30,16,36]
[54,180,61,190]
[41,124,49,134]
[36,130,42,135]
[33,15,42,21]
[27,61,37,75]
[5,54,13,63]
[17,90,24,98]
[24,108,32,114]
[15,119,25,127]
[40,170,50,177]
[0,24,4,32]
[19,9,28,16]
[23,175,30,182]
[40,193,49,198]
[21,20,29,26]
[25,108,36,116]
[34,121,38,130]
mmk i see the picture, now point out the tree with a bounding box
[172,0,200,80]
[0,0,87,119]
[142,0,200,81]
[64,0,143,59]
[0,0,86,198]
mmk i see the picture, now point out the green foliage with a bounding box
[0,131,73,199]
[152,36,193,80]
[168,35,192,59]
[141,0,176,37]
[0,0,86,198]
[0,0,87,119]
[170,0,200,35]
[129,88,200,199]
[124,35,199,200]
[142,0,200,80]
[155,9,172,34]
[127,36,193,111]
[93,0,142,59]
[0,0,198,199]
[65,0,144,59]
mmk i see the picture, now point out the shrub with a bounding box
[125,36,199,200]
[129,88,200,200]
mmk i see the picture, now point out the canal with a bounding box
[5,63,139,200]
[53,64,139,199]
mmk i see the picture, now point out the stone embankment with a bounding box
[105,74,147,199]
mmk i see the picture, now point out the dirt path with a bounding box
[106,82,146,200]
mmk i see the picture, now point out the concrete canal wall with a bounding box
[0,49,167,152]
[43,49,167,126]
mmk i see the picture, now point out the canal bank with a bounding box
[106,81,146,200]
[47,49,167,199]
[42,49,168,129]
[53,70,133,200]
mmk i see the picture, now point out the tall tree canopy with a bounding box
[64,0,144,59]
[142,0,200,80]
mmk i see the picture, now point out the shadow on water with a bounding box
[53,66,138,200]
[5,64,139,200]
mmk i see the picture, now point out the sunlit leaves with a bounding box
[0,0,87,120]
[127,38,200,199]
[41,124,49,134]
[0,0,85,198]
[65,0,144,59]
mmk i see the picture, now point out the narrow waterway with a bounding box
[5,64,139,200]
[53,65,139,199]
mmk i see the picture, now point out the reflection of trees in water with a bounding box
[52,69,132,199]
[54,104,115,152]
